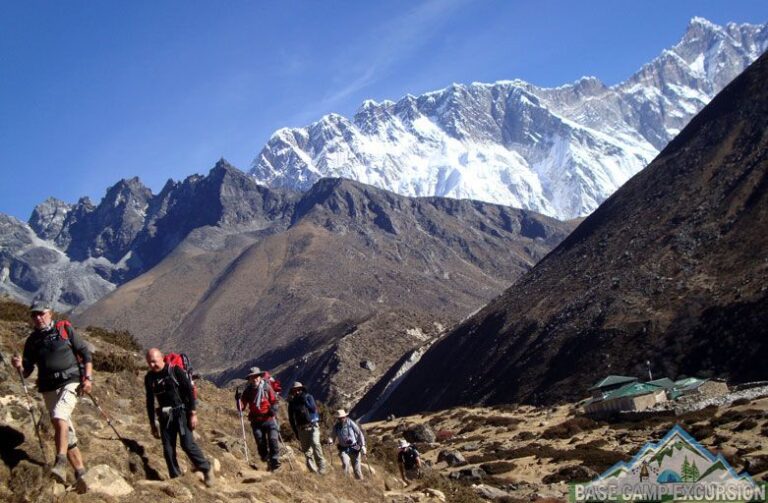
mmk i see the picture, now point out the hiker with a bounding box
[11,300,92,485]
[397,439,422,483]
[328,409,366,479]
[144,348,214,486]
[287,381,327,474]
[239,366,281,470]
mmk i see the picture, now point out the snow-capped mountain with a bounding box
[251,18,768,220]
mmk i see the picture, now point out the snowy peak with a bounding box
[250,18,768,220]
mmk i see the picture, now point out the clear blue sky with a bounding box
[1,0,766,220]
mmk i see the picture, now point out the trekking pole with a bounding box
[1,352,45,460]
[85,392,126,445]
[3,352,48,465]
[276,430,295,471]
[234,387,250,464]
[363,451,373,476]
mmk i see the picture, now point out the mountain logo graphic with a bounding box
[570,425,766,502]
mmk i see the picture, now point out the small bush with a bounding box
[515,431,536,441]
[734,419,758,432]
[92,352,138,373]
[457,422,480,435]
[436,430,455,442]
[731,398,752,407]
[542,416,599,439]
[710,409,747,427]
[480,461,516,475]
[86,326,141,351]
[0,298,29,322]
[486,416,522,428]
[678,406,719,425]
[466,452,501,464]
[689,424,715,440]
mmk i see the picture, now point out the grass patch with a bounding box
[0,298,29,322]
[479,461,516,475]
[92,352,138,373]
[85,326,141,351]
[542,416,600,439]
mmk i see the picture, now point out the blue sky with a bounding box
[0,0,766,220]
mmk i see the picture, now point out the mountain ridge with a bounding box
[250,17,767,220]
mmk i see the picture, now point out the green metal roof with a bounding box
[589,375,638,391]
[603,382,664,400]
[646,378,675,389]
[674,377,708,391]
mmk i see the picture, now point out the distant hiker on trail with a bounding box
[329,409,366,479]
[11,300,92,486]
[397,439,422,484]
[239,366,281,470]
[287,381,327,474]
[144,348,214,486]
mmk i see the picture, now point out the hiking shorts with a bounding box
[42,382,79,447]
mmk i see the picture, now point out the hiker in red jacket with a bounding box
[239,367,281,470]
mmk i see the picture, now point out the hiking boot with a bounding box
[50,455,68,484]
[74,468,88,494]
[203,467,215,488]
[268,460,281,471]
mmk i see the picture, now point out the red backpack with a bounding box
[263,370,282,394]
[164,352,198,399]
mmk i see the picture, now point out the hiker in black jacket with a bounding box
[11,300,92,486]
[287,381,327,474]
[397,439,422,483]
[144,348,213,486]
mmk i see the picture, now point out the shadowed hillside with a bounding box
[372,51,768,417]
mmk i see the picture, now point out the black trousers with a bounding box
[159,409,210,478]
[251,418,280,466]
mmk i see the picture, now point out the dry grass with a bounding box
[85,325,142,351]
[541,416,599,439]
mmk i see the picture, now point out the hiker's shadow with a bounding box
[91,434,162,480]
[0,425,46,469]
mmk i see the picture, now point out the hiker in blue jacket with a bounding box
[329,409,366,479]
[287,381,327,474]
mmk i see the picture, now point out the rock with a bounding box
[449,466,485,481]
[473,484,509,499]
[437,450,466,467]
[424,488,446,501]
[213,457,222,474]
[461,442,480,451]
[543,464,598,484]
[404,424,436,444]
[78,464,133,496]
[361,360,376,371]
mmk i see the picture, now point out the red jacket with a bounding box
[240,381,277,421]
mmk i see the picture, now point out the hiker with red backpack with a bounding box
[239,366,281,470]
[11,300,92,487]
[144,348,214,486]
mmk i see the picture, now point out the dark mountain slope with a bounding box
[371,51,768,418]
[79,179,573,405]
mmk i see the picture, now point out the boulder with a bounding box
[437,450,466,467]
[404,424,436,444]
[448,466,485,481]
[78,464,133,496]
[473,484,509,499]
